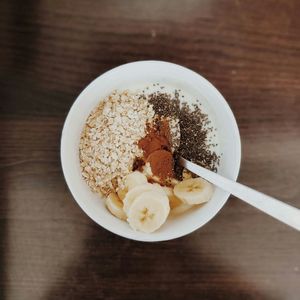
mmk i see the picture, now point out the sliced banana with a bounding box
[163,186,179,208]
[142,162,153,178]
[149,175,162,184]
[123,183,166,215]
[163,186,173,197]
[170,203,192,215]
[182,168,192,179]
[127,191,170,233]
[105,193,127,220]
[152,183,167,196]
[174,177,214,205]
[163,186,192,215]
[125,171,148,190]
[169,178,180,186]
[117,187,128,201]
[123,183,155,215]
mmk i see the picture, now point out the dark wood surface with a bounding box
[1,0,300,299]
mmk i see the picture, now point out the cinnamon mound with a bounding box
[137,118,174,181]
[146,150,174,180]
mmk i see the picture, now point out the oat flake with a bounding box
[79,90,154,195]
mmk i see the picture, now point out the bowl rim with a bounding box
[61,60,241,242]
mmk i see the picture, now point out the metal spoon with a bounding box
[180,157,300,231]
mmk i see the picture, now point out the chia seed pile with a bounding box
[144,89,220,179]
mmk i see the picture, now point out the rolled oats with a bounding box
[79,90,154,195]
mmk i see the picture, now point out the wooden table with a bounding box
[1,0,299,299]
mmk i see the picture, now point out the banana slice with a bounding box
[105,193,127,220]
[152,183,167,196]
[127,191,170,233]
[170,203,192,215]
[125,171,148,190]
[123,183,166,215]
[163,186,192,215]
[123,183,155,215]
[142,162,153,178]
[182,168,192,180]
[117,187,128,201]
[174,177,214,205]
[169,178,180,186]
[163,186,179,208]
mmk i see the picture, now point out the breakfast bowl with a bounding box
[61,61,241,242]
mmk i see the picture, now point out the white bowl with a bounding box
[61,61,241,242]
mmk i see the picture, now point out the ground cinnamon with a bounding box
[146,150,174,180]
[137,118,174,180]
[138,133,169,158]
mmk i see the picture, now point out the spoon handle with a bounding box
[180,157,300,231]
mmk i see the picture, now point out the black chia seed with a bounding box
[146,91,220,179]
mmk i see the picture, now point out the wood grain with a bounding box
[0,0,300,299]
